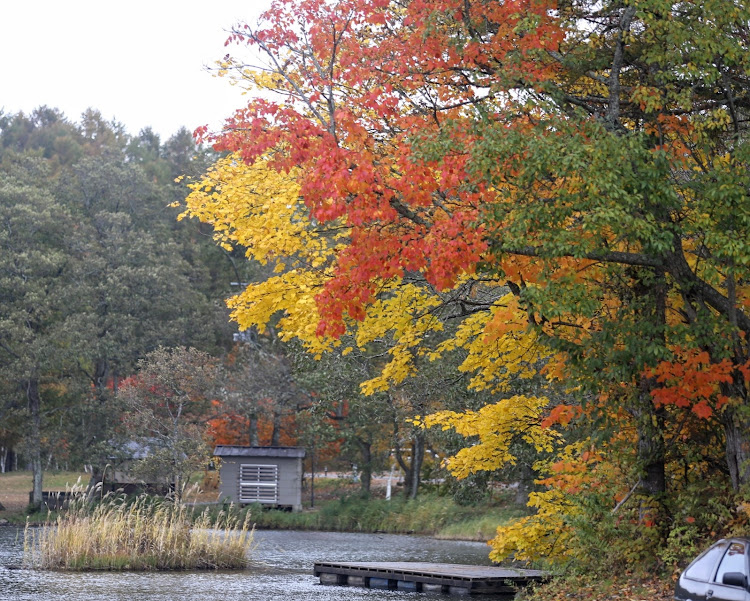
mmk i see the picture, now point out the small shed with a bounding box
[214,445,306,511]
[106,439,169,494]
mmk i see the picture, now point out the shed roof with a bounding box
[213,445,306,458]
[110,438,167,460]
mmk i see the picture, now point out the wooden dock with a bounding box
[314,561,548,595]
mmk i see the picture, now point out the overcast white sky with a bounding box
[1,0,270,141]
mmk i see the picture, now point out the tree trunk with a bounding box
[248,411,259,446]
[93,357,109,400]
[86,465,105,499]
[395,435,426,500]
[309,446,315,508]
[26,377,43,510]
[632,269,667,497]
[636,416,666,495]
[358,439,372,494]
[723,403,750,491]
[409,433,425,500]
[270,409,282,446]
[393,441,410,491]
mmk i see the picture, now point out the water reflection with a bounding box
[1,527,512,601]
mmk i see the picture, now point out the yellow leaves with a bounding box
[181,153,347,268]
[487,440,634,564]
[541,353,570,382]
[420,399,614,566]
[489,443,587,563]
[228,268,336,355]
[182,154,340,269]
[241,69,287,92]
[357,282,444,394]
[429,293,546,393]
[489,487,576,563]
[178,154,345,356]
[351,282,552,396]
[421,394,558,479]
[352,281,544,396]
[212,56,286,93]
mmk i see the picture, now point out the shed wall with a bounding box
[218,455,303,511]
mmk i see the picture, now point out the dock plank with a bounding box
[314,561,548,595]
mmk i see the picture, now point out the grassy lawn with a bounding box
[0,471,88,517]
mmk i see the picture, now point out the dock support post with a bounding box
[369,577,395,590]
[397,581,419,592]
[347,576,367,587]
[319,573,346,585]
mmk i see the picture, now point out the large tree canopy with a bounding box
[183,0,750,567]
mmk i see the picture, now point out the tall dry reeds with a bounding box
[24,490,253,571]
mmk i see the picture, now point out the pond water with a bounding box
[0,528,516,601]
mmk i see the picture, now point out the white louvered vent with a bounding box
[239,464,278,503]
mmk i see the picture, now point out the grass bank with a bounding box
[231,479,528,541]
[1,472,524,540]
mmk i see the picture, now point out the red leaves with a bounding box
[649,350,737,419]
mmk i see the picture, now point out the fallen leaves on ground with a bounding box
[518,572,675,601]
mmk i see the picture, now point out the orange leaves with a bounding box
[206,402,300,447]
[206,413,249,446]
[541,404,582,428]
[482,297,526,345]
[537,445,603,495]
[740,359,750,384]
[691,401,715,420]
[649,350,737,419]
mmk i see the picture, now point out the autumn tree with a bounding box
[183,0,750,568]
[118,347,221,497]
[182,157,556,502]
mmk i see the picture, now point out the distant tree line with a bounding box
[0,107,242,505]
[0,107,487,508]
